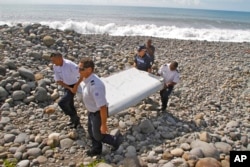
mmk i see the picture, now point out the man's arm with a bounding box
[133,62,137,68]
[56,81,71,90]
[100,105,108,134]
[166,81,176,87]
[71,76,84,94]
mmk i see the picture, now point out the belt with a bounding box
[89,110,100,116]
[68,83,76,88]
[89,108,109,117]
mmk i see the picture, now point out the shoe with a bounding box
[157,106,166,112]
[156,107,162,111]
[69,121,80,129]
[86,149,102,156]
[111,133,123,151]
[66,121,74,126]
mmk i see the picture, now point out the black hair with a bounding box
[79,57,95,70]
[50,52,62,57]
[171,61,178,68]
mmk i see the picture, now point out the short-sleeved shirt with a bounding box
[53,59,79,85]
[134,53,152,72]
[158,64,180,84]
[81,73,108,112]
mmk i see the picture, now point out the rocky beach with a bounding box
[0,24,250,167]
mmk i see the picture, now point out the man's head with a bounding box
[78,57,94,78]
[146,39,152,46]
[169,61,178,71]
[50,52,63,66]
[137,45,147,57]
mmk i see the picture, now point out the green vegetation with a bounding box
[3,159,17,167]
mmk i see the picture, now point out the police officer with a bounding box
[134,45,152,73]
[145,39,155,65]
[50,52,80,128]
[158,61,180,112]
[74,57,122,156]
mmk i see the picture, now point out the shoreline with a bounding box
[0,24,250,166]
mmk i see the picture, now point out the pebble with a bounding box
[0,24,249,166]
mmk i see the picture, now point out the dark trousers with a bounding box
[160,86,173,110]
[88,111,117,152]
[58,85,79,122]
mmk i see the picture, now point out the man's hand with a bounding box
[100,124,108,134]
[71,76,84,94]
[71,85,78,94]
[100,105,108,134]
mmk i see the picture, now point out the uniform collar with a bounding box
[61,58,66,67]
[83,73,94,84]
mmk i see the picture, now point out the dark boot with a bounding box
[111,133,123,151]
[69,115,80,128]
[103,134,123,151]
[86,149,102,156]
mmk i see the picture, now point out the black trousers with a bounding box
[160,86,173,110]
[88,110,117,152]
[58,84,79,122]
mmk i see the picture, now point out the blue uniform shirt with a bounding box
[134,53,152,72]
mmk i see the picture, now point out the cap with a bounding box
[137,45,146,52]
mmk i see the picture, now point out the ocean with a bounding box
[1,4,250,42]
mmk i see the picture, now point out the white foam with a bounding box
[1,20,250,42]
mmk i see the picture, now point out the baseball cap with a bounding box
[137,45,146,52]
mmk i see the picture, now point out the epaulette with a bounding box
[90,80,95,86]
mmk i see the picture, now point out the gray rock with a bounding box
[21,84,31,94]
[190,148,204,158]
[17,159,30,167]
[28,52,42,60]
[4,134,16,143]
[60,138,74,149]
[34,87,49,102]
[23,24,33,33]
[12,81,22,90]
[18,67,35,81]
[4,59,17,69]
[214,142,232,154]
[0,65,6,76]
[27,148,42,158]
[0,102,10,110]
[27,81,36,90]
[5,83,12,91]
[0,116,11,125]
[14,133,29,144]
[125,145,137,157]
[14,151,23,160]
[12,90,26,101]
[36,155,48,164]
[37,79,47,88]
[139,119,155,134]
[0,86,8,100]
[191,140,220,159]
[226,121,240,128]
[171,158,188,167]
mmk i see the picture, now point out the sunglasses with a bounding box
[79,67,88,71]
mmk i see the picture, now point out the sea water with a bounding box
[0,4,250,42]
